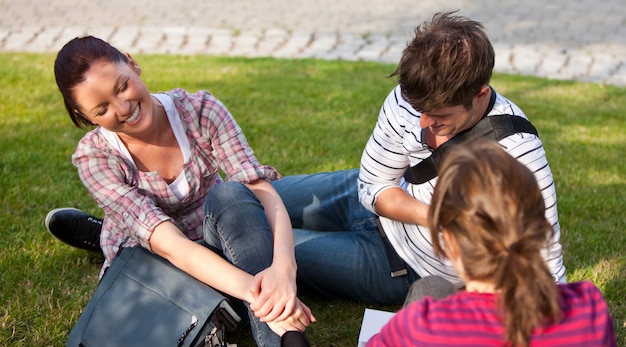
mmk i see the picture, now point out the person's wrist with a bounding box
[272,254,297,275]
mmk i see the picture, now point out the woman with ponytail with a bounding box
[367,140,617,346]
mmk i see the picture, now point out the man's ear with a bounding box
[476,85,490,101]
[126,53,142,75]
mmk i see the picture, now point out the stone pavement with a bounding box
[1,0,625,86]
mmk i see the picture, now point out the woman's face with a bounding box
[71,58,154,136]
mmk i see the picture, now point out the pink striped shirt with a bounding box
[72,89,280,276]
[367,281,617,346]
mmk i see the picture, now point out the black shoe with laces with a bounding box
[45,208,103,252]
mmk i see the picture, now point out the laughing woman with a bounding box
[51,35,314,346]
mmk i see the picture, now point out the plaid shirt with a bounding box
[72,89,280,275]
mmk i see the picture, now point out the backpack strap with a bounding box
[403,114,538,184]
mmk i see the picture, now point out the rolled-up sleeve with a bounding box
[178,89,280,183]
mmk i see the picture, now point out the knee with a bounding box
[204,182,255,214]
[345,168,360,179]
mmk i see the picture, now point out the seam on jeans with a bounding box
[204,212,239,265]
[354,218,379,235]
[247,304,267,346]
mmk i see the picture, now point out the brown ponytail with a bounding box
[429,140,561,347]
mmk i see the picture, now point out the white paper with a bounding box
[357,308,395,346]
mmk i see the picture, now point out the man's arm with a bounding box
[373,187,430,227]
[358,86,432,226]
[499,133,566,283]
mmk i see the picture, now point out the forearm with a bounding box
[246,180,296,273]
[244,180,310,325]
[149,221,256,303]
[374,187,430,227]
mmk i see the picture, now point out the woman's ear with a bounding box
[442,229,467,279]
[126,53,142,75]
[442,229,459,260]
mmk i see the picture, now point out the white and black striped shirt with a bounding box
[358,85,566,286]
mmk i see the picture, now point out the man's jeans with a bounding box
[273,169,418,305]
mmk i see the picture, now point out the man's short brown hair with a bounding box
[392,11,495,112]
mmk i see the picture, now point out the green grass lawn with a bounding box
[0,52,624,346]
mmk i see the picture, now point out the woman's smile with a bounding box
[123,103,142,125]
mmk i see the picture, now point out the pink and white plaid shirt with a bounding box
[72,89,280,276]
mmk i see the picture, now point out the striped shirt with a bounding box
[358,85,566,285]
[366,281,617,347]
[72,89,279,276]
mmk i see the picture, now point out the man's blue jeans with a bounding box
[203,182,281,347]
[273,169,418,305]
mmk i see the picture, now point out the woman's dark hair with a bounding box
[54,36,129,128]
[428,140,561,347]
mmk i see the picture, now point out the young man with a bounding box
[357,11,565,290]
[47,12,565,306]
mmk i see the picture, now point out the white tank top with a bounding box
[98,93,191,199]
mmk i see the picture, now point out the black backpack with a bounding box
[403,114,538,184]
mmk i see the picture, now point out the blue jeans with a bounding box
[272,169,418,305]
[203,182,281,347]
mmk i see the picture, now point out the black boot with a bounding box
[281,331,310,347]
[44,208,103,252]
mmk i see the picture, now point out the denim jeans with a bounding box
[203,182,281,347]
[272,169,418,305]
